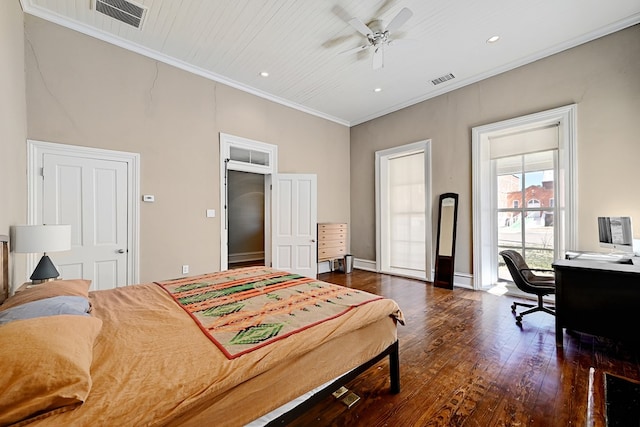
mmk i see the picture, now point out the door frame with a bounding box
[27,140,140,285]
[375,140,433,281]
[219,133,278,271]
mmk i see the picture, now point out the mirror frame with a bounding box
[434,192,459,289]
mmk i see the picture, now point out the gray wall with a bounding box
[3,6,639,288]
[350,24,640,276]
[0,1,28,286]
[8,14,350,287]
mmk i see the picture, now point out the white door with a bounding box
[42,153,129,290]
[271,174,317,278]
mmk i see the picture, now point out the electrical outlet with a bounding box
[182,265,189,275]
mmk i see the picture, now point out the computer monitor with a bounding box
[598,216,634,253]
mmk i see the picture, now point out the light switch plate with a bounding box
[206,209,216,218]
[142,195,155,202]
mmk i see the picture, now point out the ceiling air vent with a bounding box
[94,0,147,29]
[431,73,455,86]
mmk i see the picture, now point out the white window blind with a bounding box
[489,124,559,160]
[496,150,555,175]
[388,152,425,271]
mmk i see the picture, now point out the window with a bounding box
[472,105,577,290]
[376,140,433,281]
[388,152,426,271]
[496,151,556,281]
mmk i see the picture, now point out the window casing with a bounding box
[472,104,577,290]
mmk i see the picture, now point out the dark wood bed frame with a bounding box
[267,340,400,425]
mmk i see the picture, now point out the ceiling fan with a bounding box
[340,7,414,70]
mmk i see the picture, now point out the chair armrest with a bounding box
[519,268,555,285]
[520,268,554,275]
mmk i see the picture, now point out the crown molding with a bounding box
[350,13,640,126]
[20,1,351,127]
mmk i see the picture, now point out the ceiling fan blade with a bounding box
[339,44,370,55]
[348,17,372,37]
[322,33,356,49]
[385,7,413,33]
[372,45,384,70]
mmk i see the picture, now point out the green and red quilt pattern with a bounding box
[155,266,382,359]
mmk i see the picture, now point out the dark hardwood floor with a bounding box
[289,269,640,427]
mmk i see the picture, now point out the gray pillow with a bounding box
[0,296,91,325]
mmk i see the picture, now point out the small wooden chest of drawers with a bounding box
[317,223,347,262]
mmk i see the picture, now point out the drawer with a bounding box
[318,247,347,260]
[318,232,346,241]
[318,239,346,249]
[318,223,347,232]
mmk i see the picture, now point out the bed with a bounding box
[0,258,403,426]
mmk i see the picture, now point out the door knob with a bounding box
[117,249,126,254]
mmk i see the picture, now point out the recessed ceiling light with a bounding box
[259,71,269,77]
[374,87,382,93]
[487,35,500,43]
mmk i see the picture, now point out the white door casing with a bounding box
[271,174,318,278]
[28,140,139,289]
[375,140,433,281]
[219,133,278,271]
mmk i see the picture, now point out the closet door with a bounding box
[42,153,129,290]
[271,174,317,278]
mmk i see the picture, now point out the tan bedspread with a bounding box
[29,275,401,426]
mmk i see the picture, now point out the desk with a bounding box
[553,258,640,347]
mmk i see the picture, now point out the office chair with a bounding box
[499,250,556,326]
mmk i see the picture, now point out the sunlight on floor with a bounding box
[487,283,509,296]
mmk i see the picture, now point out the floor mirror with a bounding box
[434,193,458,289]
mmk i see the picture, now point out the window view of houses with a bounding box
[496,151,556,281]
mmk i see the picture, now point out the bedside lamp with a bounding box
[12,225,71,284]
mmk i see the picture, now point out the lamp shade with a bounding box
[12,225,71,254]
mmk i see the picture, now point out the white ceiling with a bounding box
[21,0,640,126]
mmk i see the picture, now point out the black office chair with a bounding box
[499,250,556,326]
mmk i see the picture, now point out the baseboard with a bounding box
[354,258,376,272]
[351,258,474,289]
[452,272,474,289]
[228,251,265,264]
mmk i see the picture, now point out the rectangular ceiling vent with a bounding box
[94,0,147,30]
[431,73,455,86]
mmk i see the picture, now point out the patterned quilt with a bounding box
[155,266,383,359]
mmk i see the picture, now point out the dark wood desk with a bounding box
[553,258,640,347]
